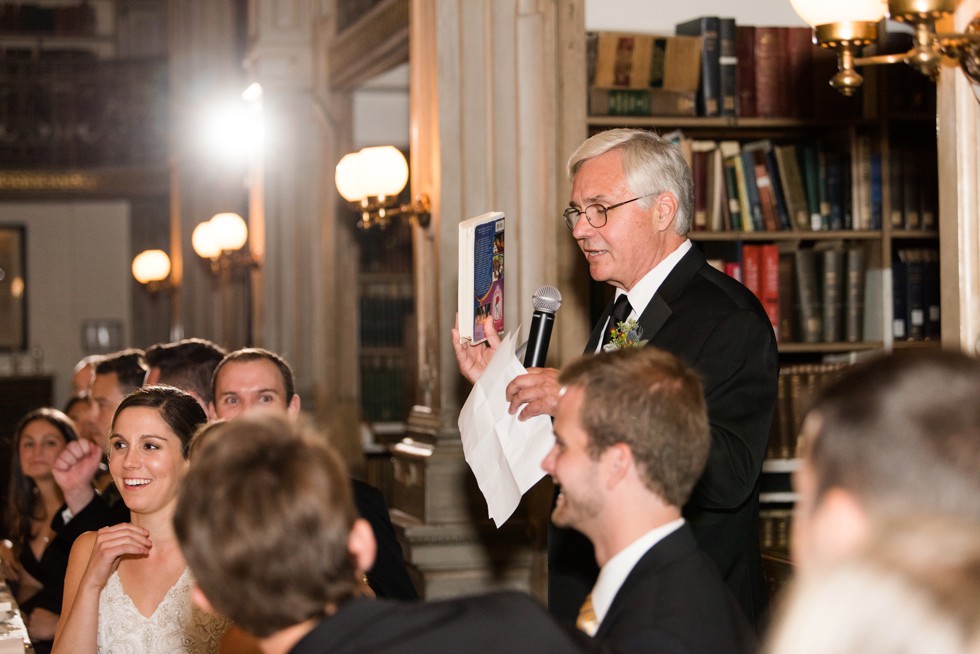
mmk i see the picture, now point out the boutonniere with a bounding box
[603,318,648,352]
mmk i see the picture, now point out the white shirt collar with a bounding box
[620,239,692,318]
[588,518,686,632]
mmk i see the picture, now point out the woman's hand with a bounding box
[78,523,151,591]
[25,607,60,642]
[0,539,20,583]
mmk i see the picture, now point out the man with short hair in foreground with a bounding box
[174,414,593,654]
[543,347,755,653]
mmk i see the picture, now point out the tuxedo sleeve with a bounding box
[50,494,129,541]
[688,307,778,510]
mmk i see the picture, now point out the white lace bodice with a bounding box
[97,568,229,654]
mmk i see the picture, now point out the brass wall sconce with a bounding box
[335,146,431,230]
[192,212,260,273]
[132,249,173,292]
[790,0,980,95]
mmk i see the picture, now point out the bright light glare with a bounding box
[199,99,264,163]
[334,146,409,202]
[210,212,248,251]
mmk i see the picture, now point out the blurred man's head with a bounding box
[792,350,980,569]
[174,413,374,639]
[90,349,147,447]
[71,354,103,396]
[63,394,101,445]
[209,348,300,420]
[144,338,227,408]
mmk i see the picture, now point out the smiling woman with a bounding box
[53,386,229,654]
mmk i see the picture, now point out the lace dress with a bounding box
[97,568,229,653]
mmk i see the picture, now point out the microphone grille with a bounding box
[532,285,562,313]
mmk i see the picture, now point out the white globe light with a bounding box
[360,146,409,198]
[789,0,887,27]
[209,212,248,252]
[335,152,368,202]
[132,249,171,284]
[192,221,221,259]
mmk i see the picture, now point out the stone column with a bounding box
[393,0,587,600]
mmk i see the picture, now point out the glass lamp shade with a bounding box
[335,152,368,202]
[209,212,248,251]
[192,221,221,259]
[789,0,887,27]
[132,249,171,284]
[334,146,409,202]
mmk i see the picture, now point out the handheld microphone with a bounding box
[523,285,563,368]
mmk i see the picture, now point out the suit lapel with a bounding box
[636,245,706,343]
[585,299,615,354]
[594,525,700,640]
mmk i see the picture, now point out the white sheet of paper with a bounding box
[459,330,556,527]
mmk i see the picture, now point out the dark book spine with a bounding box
[821,248,844,343]
[735,25,756,117]
[923,248,941,339]
[845,246,867,342]
[902,249,926,340]
[794,249,822,343]
[786,27,814,119]
[721,150,743,231]
[754,26,787,117]
[892,251,909,341]
[760,244,780,341]
[719,18,738,117]
[738,149,764,231]
[676,16,721,117]
[778,252,796,342]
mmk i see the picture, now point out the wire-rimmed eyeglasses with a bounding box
[562,194,655,230]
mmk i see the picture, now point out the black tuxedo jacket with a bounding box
[289,592,595,654]
[550,245,779,629]
[594,525,756,654]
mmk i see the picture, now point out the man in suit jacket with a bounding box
[539,347,754,653]
[453,128,778,627]
[175,413,594,654]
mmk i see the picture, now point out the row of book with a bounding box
[680,136,887,236]
[586,20,857,119]
[893,248,941,341]
[766,362,852,460]
[760,509,793,553]
[0,2,96,35]
[710,245,870,345]
[359,278,414,348]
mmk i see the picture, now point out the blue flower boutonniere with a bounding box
[603,318,648,352]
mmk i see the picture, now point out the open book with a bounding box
[458,211,505,344]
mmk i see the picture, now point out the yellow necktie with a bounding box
[577,593,599,636]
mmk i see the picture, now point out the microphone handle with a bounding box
[524,310,555,368]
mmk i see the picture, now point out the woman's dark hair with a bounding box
[4,408,78,557]
[111,385,207,459]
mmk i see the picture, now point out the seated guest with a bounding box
[50,349,148,541]
[765,518,980,654]
[71,355,102,397]
[791,349,980,570]
[210,347,418,600]
[542,347,755,653]
[144,338,227,410]
[63,395,101,446]
[2,409,80,653]
[54,386,229,653]
[174,414,593,654]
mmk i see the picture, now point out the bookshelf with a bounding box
[586,23,942,570]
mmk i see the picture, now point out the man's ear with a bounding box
[287,394,301,418]
[191,583,216,614]
[656,192,678,229]
[348,518,377,575]
[811,488,871,563]
[603,442,633,488]
[207,402,218,421]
